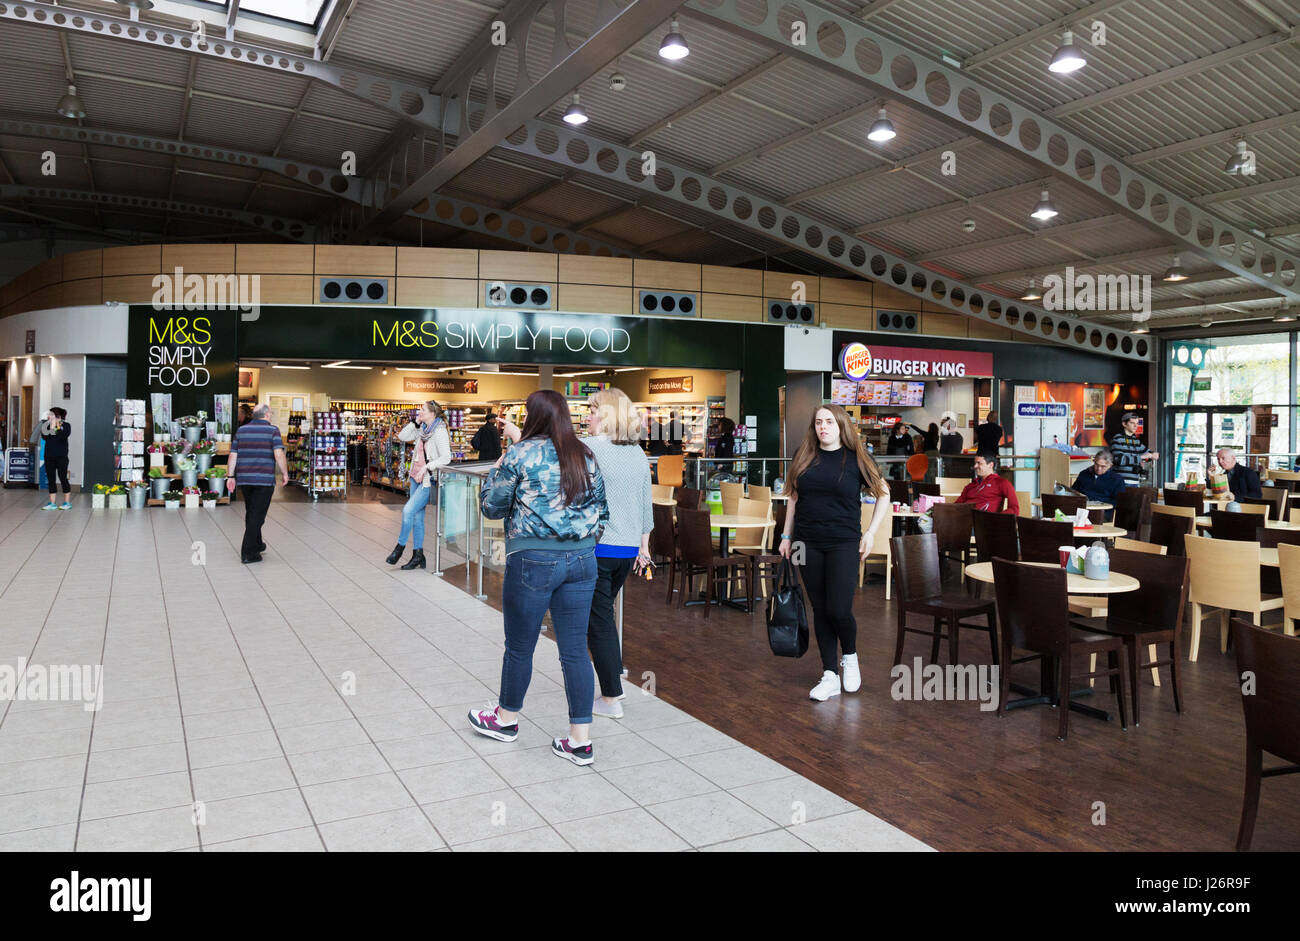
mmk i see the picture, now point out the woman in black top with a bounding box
[34,407,72,510]
[780,405,889,702]
[909,422,940,452]
[885,421,914,480]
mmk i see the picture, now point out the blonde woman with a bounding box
[385,400,451,570]
[582,388,654,719]
[779,404,889,701]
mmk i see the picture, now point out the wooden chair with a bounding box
[1183,534,1284,661]
[1016,516,1073,563]
[912,481,939,499]
[650,502,679,604]
[746,484,772,504]
[1016,491,1032,518]
[972,509,1018,563]
[657,453,685,488]
[887,479,911,505]
[858,502,894,599]
[1274,543,1300,637]
[719,481,745,516]
[1163,487,1204,513]
[1040,493,1086,520]
[991,559,1128,741]
[1230,617,1300,851]
[937,475,969,495]
[651,483,674,503]
[1210,509,1263,542]
[1250,487,1289,522]
[674,507,752,619]
[1291,507,1300,526]
[1150,503,1196,556]
[1234,502,1269,519]
[1113,537,1166,554]
[731,497,778,599]
[930,502,973,582]
[889,533,997,666]
[1073,549,1190,725]
[906,454,929,481]
[1114,487,1155,537]
[675,486,703,510]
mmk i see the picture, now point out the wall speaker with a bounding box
[639,291,696,317]
[875,309,919,334]
[485,282,552,309]
[767,301,815,323]
[320,277,388,304]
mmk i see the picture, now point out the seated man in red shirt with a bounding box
[954,451,1019,514]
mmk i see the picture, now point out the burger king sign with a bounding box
[839,341,872,381]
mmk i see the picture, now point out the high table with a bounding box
[963,560,1139,720]
[1032,499,1113,511]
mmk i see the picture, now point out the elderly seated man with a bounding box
[1072,448,1127,505]
[1216,447,1262,500]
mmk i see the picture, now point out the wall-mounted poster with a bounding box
[291,396,305,412]
[1083,387,1105,428]
[150,393,172,437]
[214,394,232,437]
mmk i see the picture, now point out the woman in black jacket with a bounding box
[34,407,72,509]
[909,422,940,452]
[885,421,914,479]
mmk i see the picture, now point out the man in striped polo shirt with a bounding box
[226,403,289,564]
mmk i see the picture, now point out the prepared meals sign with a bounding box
[837,343,993,379]
[403,377,478,394]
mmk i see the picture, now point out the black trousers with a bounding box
[588,556,633,698]
[797,542,860,672]
[45,456,70,494]
[239,485,274,558]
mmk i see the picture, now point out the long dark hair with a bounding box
[521,389,593,505]
[784,404,885,499]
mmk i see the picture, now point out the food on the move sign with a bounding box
[648,376,693,394]
[836,343,993,379]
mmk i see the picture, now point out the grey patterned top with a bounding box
[585,435,654,548]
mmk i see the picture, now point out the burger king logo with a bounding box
[840,342,872,381]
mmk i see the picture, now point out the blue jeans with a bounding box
[398,483,432,549]
[500,548,598,725]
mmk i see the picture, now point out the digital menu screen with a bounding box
[831,378,857,405]
[892,381,925,407]
[856,380,893,405]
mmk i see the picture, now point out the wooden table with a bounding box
[1261,548,1279,568]
[964,560,1137,722]
[1073,523,1126,538]
[710,514,772,557]
[964,561,1139,594]
[654,498,676,507]
[768,493,789,502]
[1195,515,1300,530]
[1032,499,1112,511]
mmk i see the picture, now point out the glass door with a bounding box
[1167,406,1249,484]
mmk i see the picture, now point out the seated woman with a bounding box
[1072,448,1127,504]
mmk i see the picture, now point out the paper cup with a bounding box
[1058,546,1074,568]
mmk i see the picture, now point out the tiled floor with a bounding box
[0,490,931,852]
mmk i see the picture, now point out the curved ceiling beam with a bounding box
[2,0,1150,357]
[680,0,1300,303]
[0,184,317,240]
[0,118,638,258]
[497,117,1153,360]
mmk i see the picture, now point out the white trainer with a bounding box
[809,670,841,702]
[841,654,861,693]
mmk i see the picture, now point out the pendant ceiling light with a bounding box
[1163,254,1188,282]
[1030,188,1058,221]
[867,106,896,142]
[1275,306,1296,323]
[1223,139,1251,175]
[56,84,86,119]
[1020,279,1042,301]
[658,17,689,60]
[562,93,589,126]
[1049,30,1086,74]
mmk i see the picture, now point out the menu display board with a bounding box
[893,381,925,407]
[835,379,926,407]
[831,378,857,405]
[857,380,893,405]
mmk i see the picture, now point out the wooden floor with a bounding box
[446,557,1300,852]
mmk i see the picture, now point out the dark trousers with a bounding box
[588,556,633,698]
[239,485,274,558]
[45,456,70,494]
[797,542,860,672]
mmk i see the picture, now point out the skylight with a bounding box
[239,0,328,28]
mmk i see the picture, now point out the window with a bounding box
[1168,335,1290,407]
[239,0,328,27]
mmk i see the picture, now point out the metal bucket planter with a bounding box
[150,477,170,500]
[128,487,148,508]
[194,452,213,473]
[207,475,226,495]
[183,426,202,444]
[180,468,199,489]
